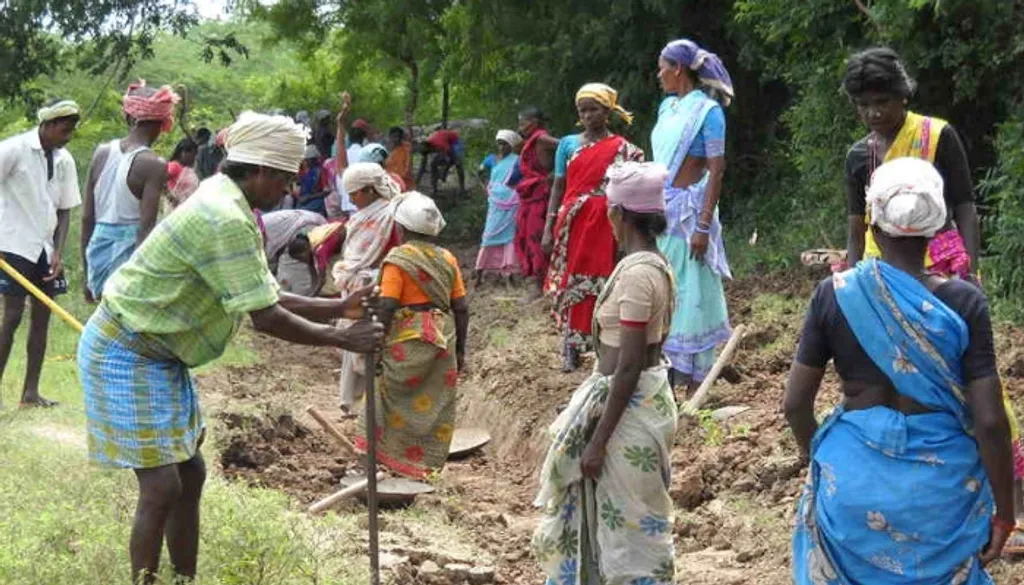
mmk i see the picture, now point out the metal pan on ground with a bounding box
[339,475,435,507]
[448,427,491,460]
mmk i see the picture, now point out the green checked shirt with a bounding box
[102,174,280,367]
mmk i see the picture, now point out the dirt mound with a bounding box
[198,253,1024,583]
[218,410,351,503]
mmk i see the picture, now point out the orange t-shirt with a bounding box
[380,248,466,305]
[385,143,415,191]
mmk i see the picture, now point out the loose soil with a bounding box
[199,257,1024,584]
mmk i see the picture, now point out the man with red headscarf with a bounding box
[81,80,179,302]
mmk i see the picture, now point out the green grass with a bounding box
[0,208,375,584]
[0,310,379,584]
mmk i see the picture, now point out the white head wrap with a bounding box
[394,191,447,236]
[342,162,401,200]
[867,157,947,238]
[496,129,523,149]
[225,111,308,174]
[303,144,321,160]
[37,100,81,123]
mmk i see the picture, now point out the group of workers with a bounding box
[0,32,1017,585]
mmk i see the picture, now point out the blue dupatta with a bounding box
[792,260,993,585]
[651,90,730,279]
[834,259,971,428]
[481,154,520,247]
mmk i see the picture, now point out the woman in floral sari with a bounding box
[843,47,1024,551]
[542,83,645,372]
[651,39,734,390]
[534,162,677,585]
[332,162,403,413]
[353,191,469,479]
[786,158,1013,584]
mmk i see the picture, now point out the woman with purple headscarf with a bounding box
[651,38,734,393]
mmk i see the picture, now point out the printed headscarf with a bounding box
[37,100,81,123]
[394,191,447,236]
[660,39,735,106]
[356,143,389,165]
[122,80,181,133]
[342,162,400,199]
[606,162,668,213]
[225,111,308,174]
[575,83,634,125]
[496,129,523,149]
[867,157,946,238]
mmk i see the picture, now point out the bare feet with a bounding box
[19,395,59,408]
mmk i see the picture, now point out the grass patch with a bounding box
[0,214,368,584]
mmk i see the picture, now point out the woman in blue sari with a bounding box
[650,39,734,390]
[785,158,1014,584]
[474,129,523,287]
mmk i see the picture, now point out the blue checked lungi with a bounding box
[77,304,203,469]
[86,222,139,298]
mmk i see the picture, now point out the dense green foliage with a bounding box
[6,1,1024,313]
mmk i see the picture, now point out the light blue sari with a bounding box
[650,90,731,381]
[793,260,994,585]
[86,222,139,298]
[480,154,520,247]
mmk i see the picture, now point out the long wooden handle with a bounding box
[0,258,83,333]
[307,472,384,514]
[305,406,357,456]
[682,324,748,416]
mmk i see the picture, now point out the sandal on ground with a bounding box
[1003,523,1024,556]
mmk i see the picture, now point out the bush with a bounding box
[981,113,1024,320]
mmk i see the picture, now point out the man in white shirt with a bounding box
[0,99,82,408]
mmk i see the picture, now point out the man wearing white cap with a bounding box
[76,112,385,584]
[0,98,81,409]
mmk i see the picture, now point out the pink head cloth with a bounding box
[606,162,668,213]
[122,80,180,133]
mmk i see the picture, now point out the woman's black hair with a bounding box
[518,106,547,123]
[287,233,312,260]
[842,47,916,98]
[170,137,198,163]
[622,209,668,239]
[389,126,405,140]
[195,127,212,143]
[349,127,368,144]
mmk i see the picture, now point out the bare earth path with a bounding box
[200,258,1024,584]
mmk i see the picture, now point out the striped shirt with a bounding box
[102,173,280,367]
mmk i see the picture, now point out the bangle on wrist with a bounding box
[695,224,711,235]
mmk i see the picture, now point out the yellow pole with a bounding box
[0,257,84,333]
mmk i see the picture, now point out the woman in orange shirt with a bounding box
[353,191,469,479]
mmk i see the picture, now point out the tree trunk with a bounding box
[404,59,419,139]
[441,79,450,129]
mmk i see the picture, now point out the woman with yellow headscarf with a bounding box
[541,83,645,372]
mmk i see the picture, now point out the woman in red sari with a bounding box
[542,83,645,371]
[515,106,560,301]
